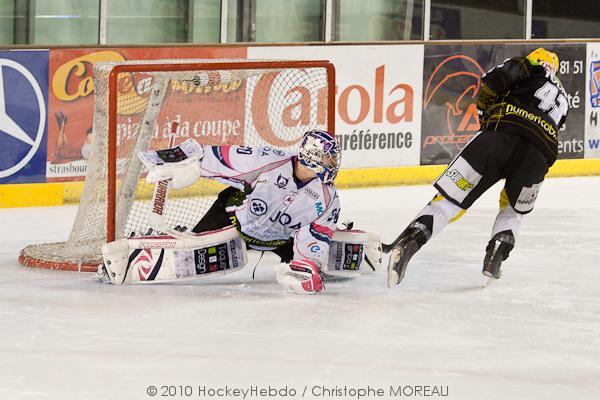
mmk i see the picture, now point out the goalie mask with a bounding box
[527,47,559,75]
[298,130,341,184]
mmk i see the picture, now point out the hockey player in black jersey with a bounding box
[388,47,569,286]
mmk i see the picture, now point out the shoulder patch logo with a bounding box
[275,174,289,189]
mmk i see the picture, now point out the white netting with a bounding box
[20,59,332,270]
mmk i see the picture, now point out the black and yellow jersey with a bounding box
[477,56,569,165]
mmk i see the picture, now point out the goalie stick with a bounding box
[147,121,178,233]
[381,235,403,254]
[149,179,170,233]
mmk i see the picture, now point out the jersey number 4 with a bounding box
[534,81,568,125]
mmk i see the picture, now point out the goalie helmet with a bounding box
[298,130,341,184]
[527,47,559,74]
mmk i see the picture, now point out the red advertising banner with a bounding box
[47,46,247,181]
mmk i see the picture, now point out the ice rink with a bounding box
[1,177,599,400]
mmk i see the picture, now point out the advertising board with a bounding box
[249,45,424,169]
[47,47,246,181]
[0,50,49,184]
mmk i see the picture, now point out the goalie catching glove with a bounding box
[138,138,204,189]
[276,259,324,295]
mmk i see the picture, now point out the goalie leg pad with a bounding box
[101,226,247,285]
[363,231,382,274]
[324,229,381,278]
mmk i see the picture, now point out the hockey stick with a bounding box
[381,235,403,254]
[148,179,170,232]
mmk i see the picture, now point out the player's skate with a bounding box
[482,231,514,286]
[388,226,429,287]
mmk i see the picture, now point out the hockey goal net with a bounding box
[19,59,335,272]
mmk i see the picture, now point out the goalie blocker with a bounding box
[100,228,381,285]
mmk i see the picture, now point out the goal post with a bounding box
[19,59,336,272]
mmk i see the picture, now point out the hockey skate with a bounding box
[387,227,428,287]
[482,231,514,286]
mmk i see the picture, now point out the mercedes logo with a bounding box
[0,58,46,178]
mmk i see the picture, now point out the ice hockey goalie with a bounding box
[100,130,382,294]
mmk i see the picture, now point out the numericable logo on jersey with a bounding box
[0,58,46,179]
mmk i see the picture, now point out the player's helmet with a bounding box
[298,130,341,184]
[527,47,559,74]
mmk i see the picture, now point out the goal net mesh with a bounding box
[19,59,333,271]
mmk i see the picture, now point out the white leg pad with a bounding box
[101,226,247,285]
[362,231,382,274]
[324,229,381,278]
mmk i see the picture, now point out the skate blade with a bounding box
[388,268,400,288]
[387,248,404,288]
[481,271,499,288]
[482,276,495,288]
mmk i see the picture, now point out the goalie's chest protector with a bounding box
[232,161,329,244]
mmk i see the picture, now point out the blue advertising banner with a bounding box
[0,50,49,184]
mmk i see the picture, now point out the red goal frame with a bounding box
[18,60,335,273]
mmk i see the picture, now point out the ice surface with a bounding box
[1,178,599,400]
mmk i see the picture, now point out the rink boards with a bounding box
[2,41,600,207]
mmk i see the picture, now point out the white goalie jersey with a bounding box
[200,145,340,267]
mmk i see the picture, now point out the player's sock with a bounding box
[490,191,524,238]
[415,194,466,237]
